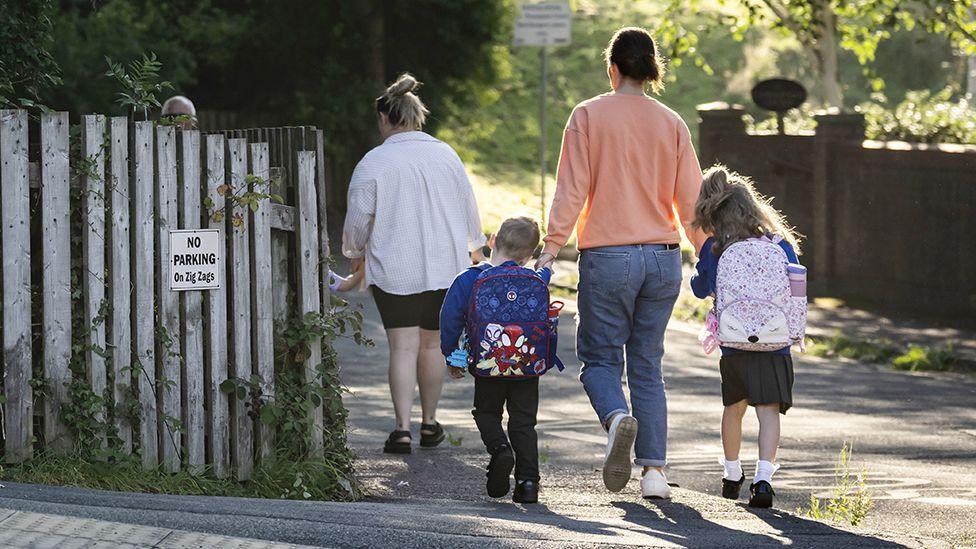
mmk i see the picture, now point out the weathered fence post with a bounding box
[1,109,33,462]
[314,129,332,316]
[204,134,230,478]
[227,138,254,480]
[295,150,324,457]
[109,116,133,452]
[81,115,108,443]
[156,125,182,473]
[40,111,72,452]
[133,120,159,469]
[249,143,275,461]
[180,129,206,473]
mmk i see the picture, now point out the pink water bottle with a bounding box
[787,264,807,297]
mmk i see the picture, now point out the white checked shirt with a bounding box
[342,131,486,295]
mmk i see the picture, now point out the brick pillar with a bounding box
[697,103,746,169]
[811,112,864,293]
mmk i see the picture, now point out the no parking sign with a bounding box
[169,229,221,291]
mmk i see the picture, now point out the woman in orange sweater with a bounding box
[537,27,705,499]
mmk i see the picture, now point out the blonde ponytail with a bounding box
[375,73,430,130]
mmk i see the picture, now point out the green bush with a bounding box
[806,332,901,364]
[860,88,976,145]
[891,344,958,372]
[748,88,976,145]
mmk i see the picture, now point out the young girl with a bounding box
[690,165,803,509]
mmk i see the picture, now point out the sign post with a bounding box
[169,229,222,291]
[751,78,807,135]
[513,1,571,226]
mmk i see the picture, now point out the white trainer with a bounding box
[603,413,638,492]
[641,468,672,499]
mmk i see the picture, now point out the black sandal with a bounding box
[420,422,446,448]
[383,430,412,454]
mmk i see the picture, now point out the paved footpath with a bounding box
[339,291,976,548]
[0,291,972,547]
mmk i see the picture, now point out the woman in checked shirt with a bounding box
[342,73,487,454]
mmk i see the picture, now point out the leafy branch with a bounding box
[204,174,283,229]
[104,52,173,121]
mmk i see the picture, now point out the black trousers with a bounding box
[472,377,540,482]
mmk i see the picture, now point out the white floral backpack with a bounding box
[702,236,807,352]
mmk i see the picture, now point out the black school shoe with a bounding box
[513,480,539,504]
[486,444,515,498]
[722,475,745,499]
[748,480,775,508]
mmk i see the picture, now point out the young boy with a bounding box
[440,216,559,504]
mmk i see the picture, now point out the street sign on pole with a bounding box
[514,1,572,227]
[514,1,572,47]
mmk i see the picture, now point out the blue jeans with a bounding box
[577,244,682,467]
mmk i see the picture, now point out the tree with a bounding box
[661,0,976,107]
[0,0,61,109]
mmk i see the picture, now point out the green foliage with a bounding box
[204,174,283,229]
[659,0,975,106]
[0,0,61,109]
[860,88,976,145]
[104,52,173,120]
[799,443,873,527]
[222,298,372,467]
[1,451,358,502]
[806,332,901,364]
[891,344,958,373]
[439,2,749,178]
[807,331,964,373]
[672,292,712,324]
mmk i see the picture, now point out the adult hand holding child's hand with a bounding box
[535,252,555,271]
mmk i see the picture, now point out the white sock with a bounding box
[754,460,780,484]
[719,457,743,481]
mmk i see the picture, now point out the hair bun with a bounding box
[387,73,421,97]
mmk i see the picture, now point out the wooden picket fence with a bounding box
[0,110,330,480]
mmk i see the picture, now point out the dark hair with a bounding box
[375,73,429,129]
[605,27,665,92]
[495,216,541,260]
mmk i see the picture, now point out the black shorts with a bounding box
[720,352,794,414]
[371,286,447,330]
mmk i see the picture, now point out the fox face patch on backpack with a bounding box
[714,238,807,351]
[465,265,564,378]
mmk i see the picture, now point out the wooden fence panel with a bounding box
[155,125,182,473]
[180,130,206,473]
[204,134,230,478]
[249,143,274,461]
[0,116,325,469]
[295,150,323,457]
[1,109,33,462]
[40,112,72,452]
[81,115,108,441]
[227,138,254,480]
[109,116,132,452]
[132,121,158,469]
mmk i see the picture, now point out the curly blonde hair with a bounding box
[692,165,802,256]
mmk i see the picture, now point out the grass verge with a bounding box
[807,331,966,373]
[1,451,360,501]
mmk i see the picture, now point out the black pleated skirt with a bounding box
[719,352,794,414]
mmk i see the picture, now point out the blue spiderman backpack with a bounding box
[465,264,564,378]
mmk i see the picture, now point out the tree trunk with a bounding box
[819,1,843,108]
